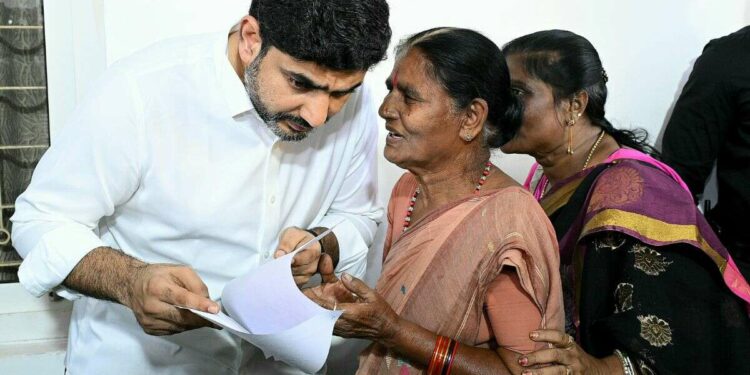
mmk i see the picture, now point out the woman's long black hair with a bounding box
[503,29,658,156]
[397,27,523,147]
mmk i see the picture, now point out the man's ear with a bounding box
[237,15,264,66]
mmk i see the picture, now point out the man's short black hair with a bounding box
[249,0,391,71]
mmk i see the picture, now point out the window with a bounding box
[0,0,49,283]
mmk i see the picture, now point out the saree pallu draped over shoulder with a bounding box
[529,149,750,306]
[357,173,564,375]
[525,148,750,374]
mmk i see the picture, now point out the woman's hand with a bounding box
[310,273,401,343]
[517,330,620,375]
[333,274,402,342]
[302,254,357,304]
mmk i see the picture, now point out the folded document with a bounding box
[188,249,342,373]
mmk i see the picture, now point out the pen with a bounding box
[291,220,344,256]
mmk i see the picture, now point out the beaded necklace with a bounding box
[403,161,493,232]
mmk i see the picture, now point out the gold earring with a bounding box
[567,126,574,155]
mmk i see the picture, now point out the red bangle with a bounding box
[427,336,449,374]
[427,336,460,375]
[444,339,459,375]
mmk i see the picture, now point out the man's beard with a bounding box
[243,54,314,142]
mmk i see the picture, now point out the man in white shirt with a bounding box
[10,1,391,373]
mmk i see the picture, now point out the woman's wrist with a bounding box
[588,353,626,375]
[377,314,404,348]
[612,350,635,375]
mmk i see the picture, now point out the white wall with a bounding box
[43,0,106,140]
[29,1,749,373]
[74,0,749,205]
[377,0,749,202]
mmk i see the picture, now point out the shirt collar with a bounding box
[213,31,253,118]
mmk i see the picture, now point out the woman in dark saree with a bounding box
[500,30,750,375]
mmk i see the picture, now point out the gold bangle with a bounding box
[614,349,636,375]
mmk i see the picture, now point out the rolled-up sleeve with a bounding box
[315,83,383,279]
[11,66,144,298]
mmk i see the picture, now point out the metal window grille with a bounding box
[0,0,50,283]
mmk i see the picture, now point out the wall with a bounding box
[12,0,749,373]
[92,0,749,204]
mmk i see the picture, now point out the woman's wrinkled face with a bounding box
[378,49,463,171]
[500,54,568,157]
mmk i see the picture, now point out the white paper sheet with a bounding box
[188,251,342,373]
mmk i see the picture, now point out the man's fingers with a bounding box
[318,253,336,284]
[143,322,184,336]
[291,246,320,266]
[293,275,311,286]
[277,227,302,249]
[292,253,320,273]
[137,303,190,335]
[177,308,222,329]
[131,264,222,335]
[276,227,313,259]
[172,267,210,297]
[290,248,321,284]
[142,315,216,335]
[162,285,219,314]
[151,301,220,330]
[150,266,218,313]
[146,329,177,336]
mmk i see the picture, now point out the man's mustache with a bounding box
[274,114,313,130]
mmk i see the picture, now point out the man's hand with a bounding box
[123,263,221,336]
[63,247,221,336]
[274,226,335,286]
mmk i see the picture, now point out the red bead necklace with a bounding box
[402,161,493,232]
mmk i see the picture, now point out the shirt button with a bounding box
[269,195,276,204]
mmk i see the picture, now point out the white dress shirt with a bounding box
[11,30,382,374]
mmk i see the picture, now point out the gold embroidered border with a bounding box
[541,176,585,216]
[582,209,727,271]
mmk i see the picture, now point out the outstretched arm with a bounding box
[309,273,532,375]
[64,247,219,335]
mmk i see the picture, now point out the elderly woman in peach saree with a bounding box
[305,27,563,375]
